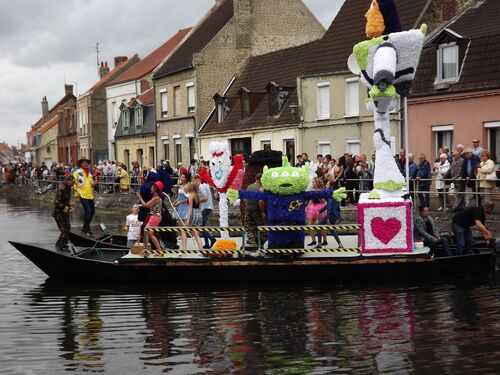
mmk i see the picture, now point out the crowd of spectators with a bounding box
[0,138,496,213]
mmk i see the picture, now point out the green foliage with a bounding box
[374,180,406,192]
[353,36,383,70]
[333,187,347,202]
[227,189,239,205]
[368,190,382,199]
[369,84,396,99]
[261,156,309,195]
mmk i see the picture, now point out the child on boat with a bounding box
[319,181,344,249]
[183,182,204,251]
[124,204,142,247]
[306,178,328,248]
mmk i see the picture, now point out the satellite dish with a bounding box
[347,53,361,75]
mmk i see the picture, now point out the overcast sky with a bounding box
[0,0,343,147]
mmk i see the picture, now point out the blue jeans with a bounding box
[423,236,452,257]
[318,215,342,245]
[80,198,95,233]
[201,208,215,245]
[452,223,473,255]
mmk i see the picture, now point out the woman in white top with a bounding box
[434,153,450,211]
[476,150,496,202]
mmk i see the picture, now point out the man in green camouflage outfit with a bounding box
[244,174,267,248]
[53,175,75,250]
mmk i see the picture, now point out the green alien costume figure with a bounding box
[228,157,346,249]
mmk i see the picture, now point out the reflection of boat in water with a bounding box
[9,223,495,282]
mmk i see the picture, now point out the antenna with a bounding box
[96,42,100,77]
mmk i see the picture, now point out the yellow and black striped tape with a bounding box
[258,225,361,232]
[143,248,361,257]
[144,226,245,233]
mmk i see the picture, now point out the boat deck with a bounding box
[120,234,431,261]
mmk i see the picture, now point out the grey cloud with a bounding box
[0,0,343,146]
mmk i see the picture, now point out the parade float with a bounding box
[348,0,426,254]
[8,1,496,283]
[198,141,244,253]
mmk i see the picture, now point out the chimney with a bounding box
[234,0,252,69]
[64,84,73,96]
[114,56,128,67]
[442,0,458,21]
[41,96,49,117]
[99,61,110,78]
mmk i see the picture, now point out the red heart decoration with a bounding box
[370,217,402,245]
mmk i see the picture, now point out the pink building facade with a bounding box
[408,89,500,161]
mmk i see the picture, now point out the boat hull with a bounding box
[9,241,495,283]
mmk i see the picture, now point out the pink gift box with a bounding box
[358,201,412,254]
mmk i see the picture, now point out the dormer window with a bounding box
[266,82,292,116]
[240,88,250,120]
[438,42,459,83]
[134,104,143,129]
[121,104,130,131]
[214,93,230,123]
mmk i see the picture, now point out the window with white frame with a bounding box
[135,105,143,129]
[122,107,130,131]
[485,121,500,162]
[438,43,459,82]
[318,140,331,156]
[187,83,195,113]
[175,138,182,165]
[432,125,454,159]
[261,140,271,150]
[346,139,360,155]
[317,82,330,120]
[174,86,181,116]
[345,78,359,116]
[160,90,168,118]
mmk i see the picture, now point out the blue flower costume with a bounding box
[228,156,346,249]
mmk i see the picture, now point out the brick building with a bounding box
[27,85,76,167]
[200,0,438,159]
[78,55,140,163]
[153,0,325,165]
[106,28,190,166]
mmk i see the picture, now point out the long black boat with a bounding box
[68,227,128,249]
[9,240,495,282]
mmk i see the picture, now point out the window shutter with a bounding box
[187,86,195,112]
[317,84,330,119]
[346,80,359,116]
[161,92,168,117]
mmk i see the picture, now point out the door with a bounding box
[230,138,252,159]
[284,139,295,163]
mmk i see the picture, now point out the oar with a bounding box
[162,192,198,248]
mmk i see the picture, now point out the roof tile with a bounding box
[110,28,191,85]
[153,0,234,78]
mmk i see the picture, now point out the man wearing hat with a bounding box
[243,173,267,248]
[73,158,97,235]
[53,175,75,250]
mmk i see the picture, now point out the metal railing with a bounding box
[4,176,497,212]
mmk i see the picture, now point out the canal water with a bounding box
[0,194,499,374]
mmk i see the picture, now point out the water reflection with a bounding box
[1,192,499,374]
[20,282,470,374]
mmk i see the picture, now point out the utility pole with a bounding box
[96,42,100,78]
